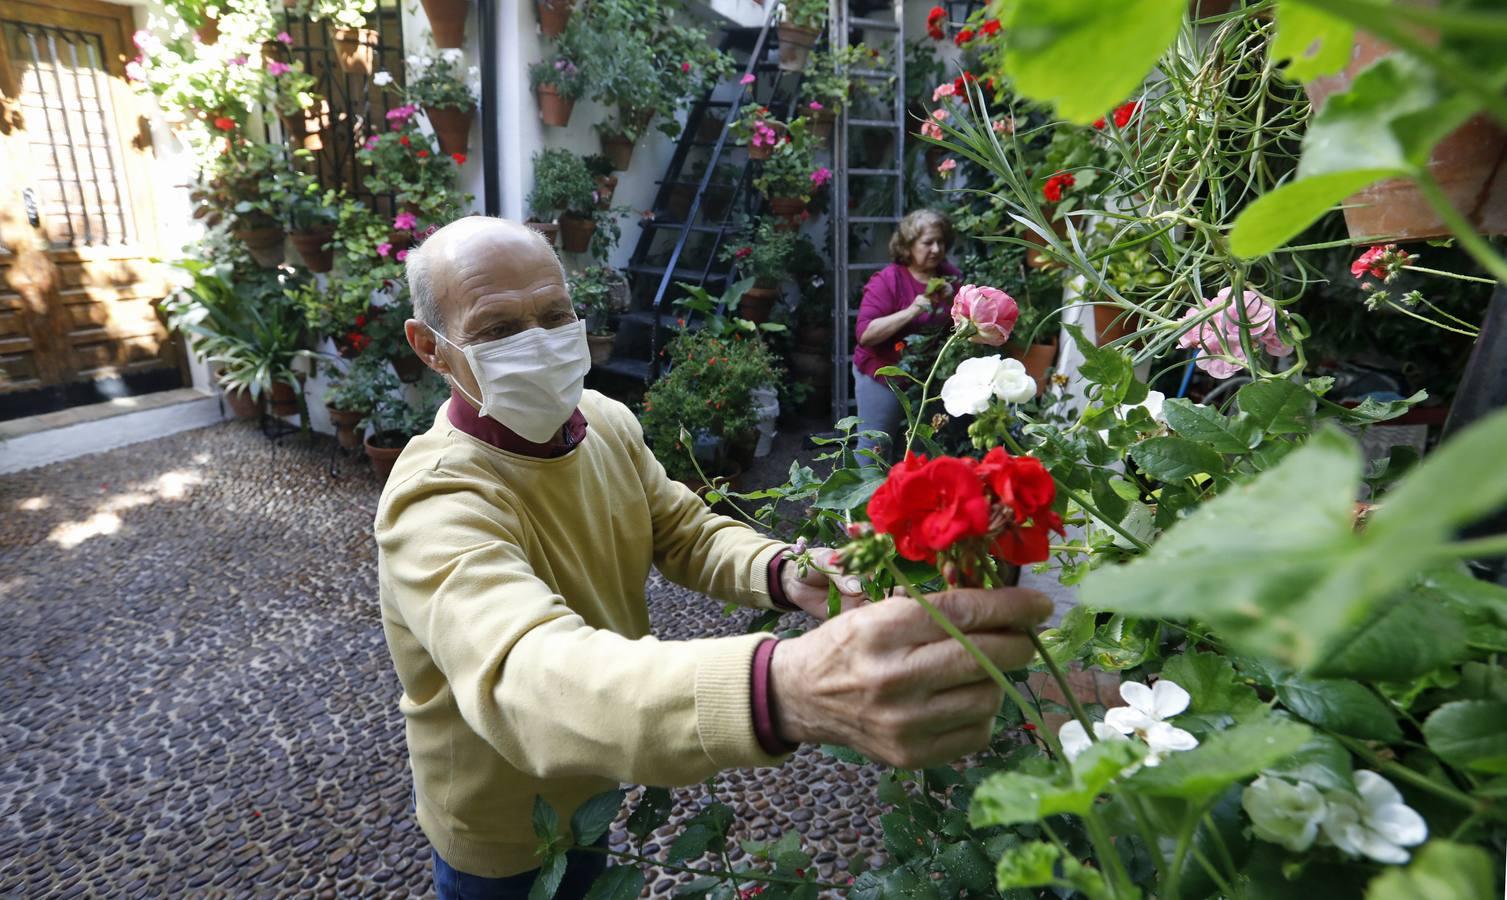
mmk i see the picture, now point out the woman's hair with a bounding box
[888,209,956,264]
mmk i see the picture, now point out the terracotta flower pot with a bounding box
[586,333,615,366]
[391,353,426,384]
[527,221,559,246]
[327,407,365,450]
[261,40,288,64]
[269,378,302,417]
[740,285,779,324]
[424,104,473,157]
[421,0,469,48]
[535,83,574,127]
[332,27,379,76]
[279,107,326,152]
[290,228,335,273]
[1094,304,1139,347]
[195,16,219,45]
[768,196,807,230]
[223,386,262,418]
[594,174,618,208]
[365,430,410,482]
[233,225,286,268]
[558,214,596,254]
[535,0,573,37]
[1014,341,1059,395]
[599,132,635,171]
[809,107,835,148]
[777,22,820,72]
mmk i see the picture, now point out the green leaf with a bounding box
[1332,392,1427,426]
[1313,587,1468,682]
[1273,4,1354,82]
[1264,732,1356,793]
[1000,0,1186,125]
[1162,398,1263,453]
[1161,651,1266,721]
[820,743,870,765]
[666,823,718,862]
[969,739,1146,827]
[933,841,993,895]
[1129,716,1312,798]
[994,840,1060,891]
[584,866,646,900]
[1276,675,1402,741]
[533,795,560,844]
[813,466,886,511]
[1231,169,1397,258]
[626,787,673,841]
[1367,405,1507,551]
[528,853,568,900]
[1130,437,1225,481]
[1423,700,1507,774]
[1038,605,1097,666]
[880,811,931,863]
[1364,840,1499,900]
[1238,379,1316,435]
[571,789,626,847]
[1065,324,1141,405]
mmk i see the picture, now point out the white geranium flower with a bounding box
[1058,719,1126,762]
[1319,771,1427,865]
[1104,680,1199,765]
[940,356,1036,417]
[1129,389,1166,423]
[440,47,463,64]
[1243,776,1325,852]
[372,70,393,86]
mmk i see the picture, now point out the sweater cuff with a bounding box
[747,542,787,610]
[751,638,800,755]
[694,633,793,769]
[766,548,799,611]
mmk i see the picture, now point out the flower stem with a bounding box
[1401,264,1498,285]
[903,330,965,458]
[1380,297,1480,337]
[1442,532,1507,561]
[1330,732,1498,818]
[1027,630,1096,735]
[997,423,1152,552]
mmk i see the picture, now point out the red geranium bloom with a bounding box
[978,448,1063,565]
[354,314,367,328]
[1113,101,1141,128]
[399,135,410,146]
[954,27,975,46]
[213,116,235,131]
[926,6,945,40]
[417,149,430,158]
[1042,171,1075,203]
[451,152,467,165]
[735,246,752,259]
[867,454,991,564]
[1092,116,1107,130]
[980,18,1001,36]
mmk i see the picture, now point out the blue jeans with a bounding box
[853,365,903,463]
[432,842,608,900]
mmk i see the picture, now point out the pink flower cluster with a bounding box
[750,119,779,150]
[810,166,832,188]
[267,60,291,76]
[1350,243,1415,282]
[952,284,1019,346]
[1177,288,1292,378]
[932,82,956,102]
[921,108,948,140]
[386,104,418,130]
[393,211,418,231]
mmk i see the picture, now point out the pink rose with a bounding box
[1176,288,1291,378]
[952,284,1019,346]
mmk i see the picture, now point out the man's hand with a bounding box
[768,587,1052,769]
[779,548,867,619]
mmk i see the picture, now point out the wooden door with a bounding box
[0,0,181,420]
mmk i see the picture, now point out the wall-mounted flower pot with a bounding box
[535,83,574,127]
[424,104,473,156]
[809,107,835,148]
[586,333,615,366]
[535,0,573,37]
[594,174,618,208]
[768,196,806,230]
[599,132,635,171]
[526,220,559,246]
[280,105,328,152]
[421,0,469,48]
[740,284,779,324]
[776,22,819,72]
[558,214,596,254]
[1023,214,1069,269]
[261,40,288,64]
[390,353,425,384]
[327,407,365,450]
[233,225,286,268]
[195,16,220,45]
[290,227,335,273]
[1094,304,1141,347]
[332,27,379,76]
[1305,28,1507,241]
[365,431,410,482]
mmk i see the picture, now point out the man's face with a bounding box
[406,220,577,408]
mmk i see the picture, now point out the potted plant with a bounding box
[265,59,326,151]
[386,50,478,157]
[362,371,447,482]
[751,118,824,227]
[196,142,290,268]
[730,104,784,161]
[799,43,885,146]
[529,56,584,127]
[357,111,467,228]
[420,0,469,49]
[569,265,627,365]
[535,0,573,37]
[279,170,341,273]
[528,148,597,253]
[776,0,825,72]
[594,119,639,171]
[324,355,389,449]
[583,154,618,207]
[718,219,802,324]
[302,0,381,73]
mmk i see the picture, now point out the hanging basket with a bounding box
[740,285,780,324]
[290,228,335,273]
[424,104,474,156]
[768,196,807,230]
[535,83,575,127]
[527,221,559,246]
[391,353,426,383]
[776,22,820,72]
[421,0,469,48]
[233,225,286,268]
[1305,27,1507,241]
[535,0,573,37]
[599,132,635,171]
[809,108,836,148]
[332,27,380,76]
[558,214,596,254]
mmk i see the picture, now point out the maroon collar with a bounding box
[446,389,588,458]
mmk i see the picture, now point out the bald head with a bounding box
[405,216,566,338]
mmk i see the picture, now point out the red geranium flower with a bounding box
[451,152,467,165]
[1042,171,1075,203]
[867,454,992,564]
[1113,100,1141,128]
[735,246,752,259]
[977,448,1063,565]
[954,27,975,46]
[213,116,235,131]
[980,18,1001,36]
[1093,116,1107,130]
[417,149,429,158]
[399,135,410,146]
[354,314,367,328]
[926,6,945,40]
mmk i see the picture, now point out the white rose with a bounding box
[1243,776,1325,852]
[439,48,463,64]
[372,70,393,86]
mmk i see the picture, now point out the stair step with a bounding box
[638,220,730,234]
[848,215,903,224]
[619,310,684,330]
[847,117,898,128]
[850,16,899,30]
[593,357,652,382]
[848,167,901,176]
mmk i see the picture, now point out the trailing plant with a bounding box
[719,218,804,286]
[527,148,596,221]
[780,0,826,31]
[751,118,823,201]
[568,265,628,334]
[386,48,479,111]
[323,354,390,414]
[357,111,467,223]
[528,55,587,100]
[363,368,448,437]
[801,44,887,114]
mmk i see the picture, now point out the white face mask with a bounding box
[434,320,591,444]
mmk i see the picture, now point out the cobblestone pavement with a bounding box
[0,420,890,898]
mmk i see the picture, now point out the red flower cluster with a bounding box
[952,72,977,96]
[954,27,975,45]
[417,149,430,158]
[1042,171,1075,203]
[867,449,1061,566]
[1094,101,1142,130]
[344,331,371,352]
[399,135,410,146]
[926,6,945,40]
[213,116,235,131]
[451,152,467,165]
[734,246,752,259]
[980,18,1001,36]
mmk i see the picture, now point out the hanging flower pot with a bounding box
[740,284,780,323]
[558,214,596,254]
[535,0,573,37]
[195,16,220,45]
[526,220,559,246]
[768,196,807,230]
[327,407,365,450]
[290,227,335,273]
[1093,304,1141,347]
[280,106,328,152]
[421,0,469,48]
[535,83,574,127]
[332,27,380,76]
[586,332,614,366]
[621,105,655,134]
[365,431,410,482]
[261,40,288,65]
[594,174,618,208]
[424,104,473,156]
[599,132,635,171]
[777,22,820,72]
[1305,28,1507,241]
[233,225,286,268]
[808,107,836,148]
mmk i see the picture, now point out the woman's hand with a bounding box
[908,293,933,316]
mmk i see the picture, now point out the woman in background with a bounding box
[851,209,961,461]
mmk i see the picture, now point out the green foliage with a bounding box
[363,369,447,438]
[528,148,596,220]
[357,117,466,223]
[718,218,807,286]
[393,50,476,111]
[323,355,391,414]
[751,118,820,201]
[528,56,586,100]
[781,0,826,30]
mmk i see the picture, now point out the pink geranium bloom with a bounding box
[364,135,381,149]
[376,242,393,258]
[276,31,294,45]
[740,73,755,86]
[952,284,1019,346]
[267,61,291,76]
[810,166,832,188]
[386,104,418,123]
[396,249,409,262]
[932,83,956,102]
[937,158,957,176]
[1177,288,1292,378]
[393,211,418,231]
[921,120,943,140]
[931,108,949,121]
[808,100,823,111]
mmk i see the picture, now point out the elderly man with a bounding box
[375,217,1050,899]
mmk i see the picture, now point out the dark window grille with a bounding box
[2,20,136,249]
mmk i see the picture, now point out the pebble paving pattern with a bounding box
[0,420,888,897]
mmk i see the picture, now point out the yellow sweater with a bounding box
[374,390,789,877]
